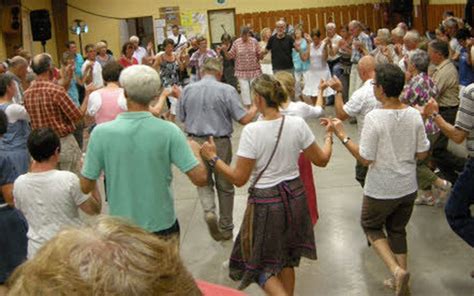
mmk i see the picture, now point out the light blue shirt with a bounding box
[178,75,247,137]
[292,39,310,73]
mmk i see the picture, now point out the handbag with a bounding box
[241,115,285,260]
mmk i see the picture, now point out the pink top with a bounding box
[227,37,262,79]
[93,89,125,124]
[196,280,246,296]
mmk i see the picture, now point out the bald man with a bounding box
[329,55,380,187]
[7,56,28,105]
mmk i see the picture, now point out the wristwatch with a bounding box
[342,136,351,145]
[208,156,220,167]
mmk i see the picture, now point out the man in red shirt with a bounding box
[24,54,83,175]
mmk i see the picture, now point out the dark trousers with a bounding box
[0,206,28,284]
[445,158,474,247]
[432,106,467,183]
[355,161,368,188]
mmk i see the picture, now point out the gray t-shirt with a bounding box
[360,107,430,199]
[178,75,247,137]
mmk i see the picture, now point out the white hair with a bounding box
[326,22,336,30]
[129,35,139,43]
[377,28,391,42]
[119,65,161,105]
[404,30,420,42]
[391,27,405,38]
[276,20,285,26]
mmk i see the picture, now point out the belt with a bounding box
[187,134,230,139]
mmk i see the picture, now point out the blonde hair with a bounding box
[376,28,391,44]
[251,74,287,108]
[96,41,107,50]
[7,216,201,296]
[260,27,271,41]
[274,71,295,101]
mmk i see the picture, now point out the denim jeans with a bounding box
[445,157,474,247]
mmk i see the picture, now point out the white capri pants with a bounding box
[239,78,254,106]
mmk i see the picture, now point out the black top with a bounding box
[188,47,198,75]
[266,34,294,71]
[0,155,17,204]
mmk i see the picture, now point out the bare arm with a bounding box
[79,195,101,215]
[1,183,14,206]
[331,118,372,166]
[238,105,258,125]
[80,176,96,194]
[328,77,350,120]
[149,90,171,117]
[302,135,332,167]
[434,114,469,144]
[186,140,208,186]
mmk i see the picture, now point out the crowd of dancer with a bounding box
[0,10,473,296]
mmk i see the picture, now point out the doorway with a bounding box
[120,16,155,52]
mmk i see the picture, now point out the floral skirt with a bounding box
[229,177,317,289]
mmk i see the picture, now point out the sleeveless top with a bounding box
[0,103,30,150]
[160,55,180,87]
[309,44,328,71]
[94,89,125,124]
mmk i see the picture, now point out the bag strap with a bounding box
[249,115,285,190]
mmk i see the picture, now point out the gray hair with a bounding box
[9,56,28,69]
[409,49,430,73]
[31,53,53,75]
[444,17,458,28]
[377,28,391,43]
[119,65,161,105]
[326,22,336,30]
[129,35,139,43]
[391,27,405,38]
[349,20,362,29]
[276,20,286,27]
[241,25,251,35]
[404,30,420,42]
[202,58,223,74]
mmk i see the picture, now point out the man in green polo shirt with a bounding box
[80,65,207,238]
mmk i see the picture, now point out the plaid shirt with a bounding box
[351,32,373,63]
[400,72,440,134]
[189,49,218,80]
[24,79,82,137]
[227,37,262,79]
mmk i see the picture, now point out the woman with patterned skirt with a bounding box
[201,74,333,295]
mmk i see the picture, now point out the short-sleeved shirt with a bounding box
[459,48,474,87]
[429,59,460,107]
[189,49,218,80]
[237,116,314,188]
[178,75,247,137]
[118,56,139,68]
[266,34,294,71]
[360,107,430,199]
[24,79,82,137]
[351,32,373,63]
[82,60,104,88]
[0,155,17,205]
[227,37,262,79]
[82,111,199,233]
[343,79,380,136]
[455,83,474,157]
[14,170,89,258]
[280,101,324,119]
[400,72,439,134]
[133,46,148,64]
[292,39,310,73]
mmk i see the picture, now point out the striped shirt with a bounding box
[455,83,474,157]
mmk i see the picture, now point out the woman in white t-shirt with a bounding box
[201,74,333,294]
[275,71,324,226]
[329,64,430,295]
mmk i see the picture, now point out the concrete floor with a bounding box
[171,107,474,296]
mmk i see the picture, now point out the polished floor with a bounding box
[172,108,474,296]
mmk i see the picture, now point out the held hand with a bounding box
[171,85,182,99]
[319,79,328,91]
[85,83,95,95]
[161,87,172,98]
[327,76,342,92]
[304,33,312,42]
[147,41,153,51]
[319,118,334,133]
[220,43,228,52]
[330,118,346,138]
[424,98,439,117]
[201,136,217,161]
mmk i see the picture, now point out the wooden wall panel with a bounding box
[234,3,466,38]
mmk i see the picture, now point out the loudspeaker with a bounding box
[30,9,51,42]
[2,6,21,34]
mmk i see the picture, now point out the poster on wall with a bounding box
[180,11,208,38]
[208,9,236,45]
